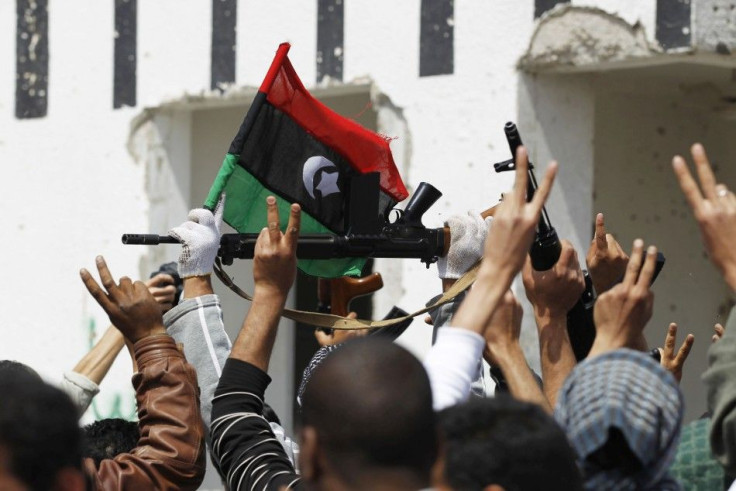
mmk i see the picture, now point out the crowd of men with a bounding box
[1,143,736,490]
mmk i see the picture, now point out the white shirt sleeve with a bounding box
[60,370,100,417]
[423,327,485,411]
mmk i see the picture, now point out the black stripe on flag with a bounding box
[656,0,691,50]
[16,0,48,119]
[420,0,454,77]
[211,0,237,90]
[114,0,137,109]
[317,0,344,83]
[238,103,396,233]
[535,0,569,18]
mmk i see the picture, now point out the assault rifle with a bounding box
[494,122,664,360]
[123,173,450,267]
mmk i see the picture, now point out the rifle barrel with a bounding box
[122,234,180,245]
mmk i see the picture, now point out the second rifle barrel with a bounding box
[122,232,445,260]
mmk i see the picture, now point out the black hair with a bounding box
[301,337,437,486]
[439,396,583,491]
[0,360,41,381]
[0,373,82,491]
[82,418,140,466]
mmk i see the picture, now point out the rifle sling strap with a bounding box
[213,258,480,330]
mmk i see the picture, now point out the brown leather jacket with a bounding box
[83,334,206,490]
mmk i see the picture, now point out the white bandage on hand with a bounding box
[437,211,491,279]
[169,195,225,278]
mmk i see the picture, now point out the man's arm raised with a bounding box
[586,213,629,296]
[210,197,303,490]
[673,144,736,473]
[452,146,558,334]
[673,143,736,291]
[588,240,658,358]
[79,256,205,489]
[483,290,552,413]
[424,147,558,410]
[230,196,301,369]
[521,239,584,407]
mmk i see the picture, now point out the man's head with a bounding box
[299,337,437,489]
[82,418,140,466]
[436,396,582,491]
[0,373,85,491]
[0,360,40,381]
[555,349,684,489]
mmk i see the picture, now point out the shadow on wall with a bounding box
[517,64,736,424]
[514,3,736,423]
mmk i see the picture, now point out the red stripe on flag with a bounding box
[262,51,408,202]
[258,43,292,94]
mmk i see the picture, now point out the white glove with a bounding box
[437,211,491,279]
[169,195,224,278]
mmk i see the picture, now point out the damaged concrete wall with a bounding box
[525,0,736,70]
[694,0,736,53]
[520,5,657,71]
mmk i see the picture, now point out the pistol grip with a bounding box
[330,273,384,317]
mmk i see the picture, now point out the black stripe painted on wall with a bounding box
[317,0,344,83]
[114,0,137,109]
[656,0,691,50]
[15,0,48,119]
[420,0,453,77]
[211,0,237,90]
[535,0,569,18]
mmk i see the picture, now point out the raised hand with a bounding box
[589,240,658,357]
[522,239,585,320]
[145,273,177,313]
[169,194,225,278]
[453,147,558,334]
[230,197,301,371]
[522,239,581,406]
[713,322,725,343]
[673,144,736,290]
[80,256,166,343]
[314,312,363,347]
[481,147,558,281]
[586,213,629,295]
[658,322,694,383]
[253,196,301,299]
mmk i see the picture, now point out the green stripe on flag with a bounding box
[204,153,239,209]
[206,155,365,278]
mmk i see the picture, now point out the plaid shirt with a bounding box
[555,349,684,490]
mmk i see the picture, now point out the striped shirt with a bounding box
[211,359,302,491]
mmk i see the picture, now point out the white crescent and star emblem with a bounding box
[302,156,341,199]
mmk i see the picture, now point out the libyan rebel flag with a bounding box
[204,43,409,278]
